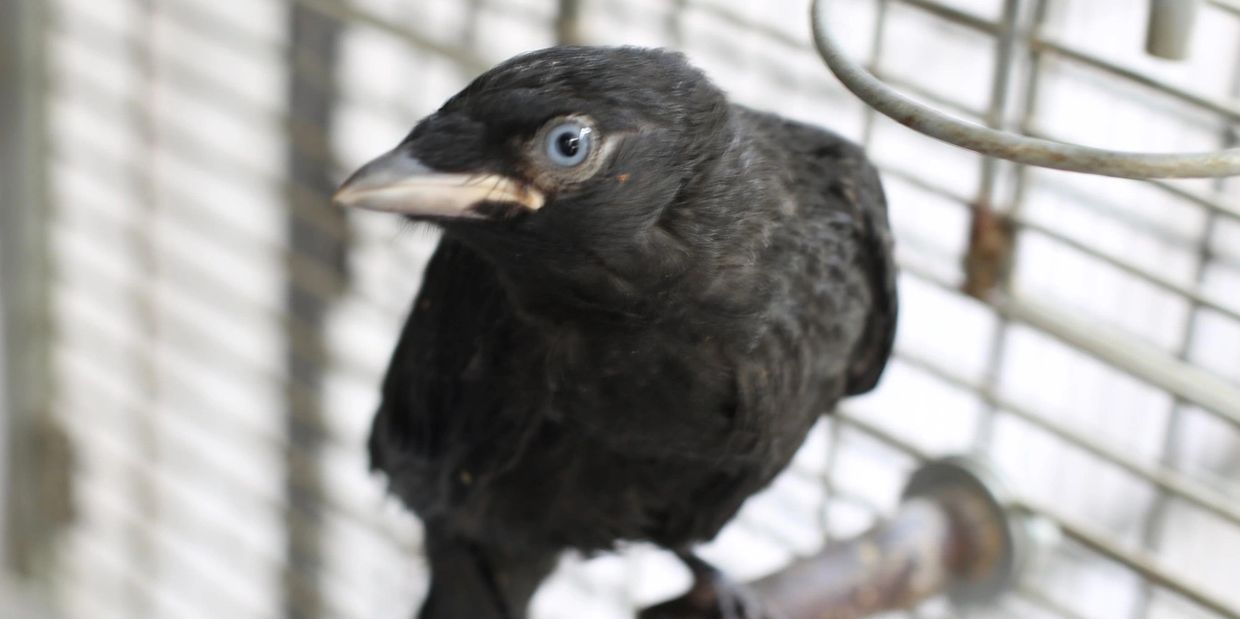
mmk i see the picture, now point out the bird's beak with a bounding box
[332,148,545,218]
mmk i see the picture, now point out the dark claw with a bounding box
[637,553,775,619]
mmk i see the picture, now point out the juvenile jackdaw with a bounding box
[335,46,897,619]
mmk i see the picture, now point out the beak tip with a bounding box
[330,188,351,208]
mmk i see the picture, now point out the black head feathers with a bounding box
[334,46,766,320]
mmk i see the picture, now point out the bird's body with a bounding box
[338,47,896,619]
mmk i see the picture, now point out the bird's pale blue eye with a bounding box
[545,122,592,167]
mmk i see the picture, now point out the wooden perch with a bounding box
[640,457,1028,619]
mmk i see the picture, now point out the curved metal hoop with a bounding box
[810,0,1240,179]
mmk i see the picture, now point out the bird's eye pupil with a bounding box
[556,132,580,157]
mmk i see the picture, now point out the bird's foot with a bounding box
[638,553,773,619]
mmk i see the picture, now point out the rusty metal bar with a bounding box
[811,0,1240,178]
[640,458,1031,619]
[963,0,1024,455]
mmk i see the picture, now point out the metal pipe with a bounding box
[1147,0,1201,60]
[860,0,892,148]
[810,0,1240,178]
[555,0,584,45]
[640,458,1035,619]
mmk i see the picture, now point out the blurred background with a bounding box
[1,0,1239,618]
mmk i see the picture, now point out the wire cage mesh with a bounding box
[3,0,1240,618]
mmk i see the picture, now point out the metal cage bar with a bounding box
[0,0,61,586]
[812,0,1240,178]
[20,2,1240,619]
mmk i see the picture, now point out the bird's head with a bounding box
[335,46,763,321]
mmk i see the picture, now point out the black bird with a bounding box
[334,46,897,619]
